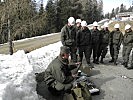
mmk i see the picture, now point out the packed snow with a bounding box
[0,41,62,100]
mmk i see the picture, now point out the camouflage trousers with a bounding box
[122,45,133,63]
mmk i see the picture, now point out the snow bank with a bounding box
[0,50,37,100]
[0,41,62,100]
[27,41,62,73]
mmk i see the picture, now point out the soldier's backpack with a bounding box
[72,81,92,100]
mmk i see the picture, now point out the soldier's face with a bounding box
[126,29,130,32]
[63,53,70,59]
[93,26,97,30]
[76,23,81,27]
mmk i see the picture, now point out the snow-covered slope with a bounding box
[0,41,62,100]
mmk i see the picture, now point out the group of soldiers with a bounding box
[36,17,133,100]
[61,17,133,69]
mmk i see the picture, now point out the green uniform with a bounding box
[109,30,123,63]
[44,56,77,94]
[77,27,92,65]
[97,29,110,62]
[122,30,133,67]
[61,25,77,62]
[91,29,101,63]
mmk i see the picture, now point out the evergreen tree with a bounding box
[39,3,44,15]
[97,0,103,21]
[120,4,126,13]
[115,7,119,15]
[110,8,115,18]
[105,12,110,19]
[58,0,71,26]
[45,0,57,33]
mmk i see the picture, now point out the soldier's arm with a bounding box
[109,31,114,45]
[118,32,124,47]
[61,27,66,46]
[68,63,77,70]
[76,30,80,47]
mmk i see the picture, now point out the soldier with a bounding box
[44,46,79,95]
[97,22,110,63]
[75,19,82,31]
[77,21,92,67]
[109,23,123,65]
[122,24,133,69]
[61,17,77,63]
[91,21,101,64]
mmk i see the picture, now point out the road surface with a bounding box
[0,33,60,54]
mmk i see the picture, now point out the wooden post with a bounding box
[6,0,13,55]
[8,14,13,55]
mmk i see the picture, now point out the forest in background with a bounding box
[0,0,132,44]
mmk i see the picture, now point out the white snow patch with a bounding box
[0,41,62,100]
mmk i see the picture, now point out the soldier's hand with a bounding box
[75,62,81,66]
[72,73,78,78]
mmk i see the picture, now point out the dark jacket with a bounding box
[109,30,123,46]
[44,56,77,86]
[77,27,91,46]
[61,24,77,46]
[123,30,133,46]
[91,29,101,44]
[100,29,110,44]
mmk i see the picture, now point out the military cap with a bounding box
[60,46,70,54]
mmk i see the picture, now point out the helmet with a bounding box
[81,21,87,27]
[76,19,82,23]
[104,22,109,27]
[114,23,120,28]
[93,21,98,27]
[125,24,131,30]
[101,25,104,29]
[68,17,75,26]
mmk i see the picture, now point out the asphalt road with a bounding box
[88,50,133,100]
[0,33,61,54]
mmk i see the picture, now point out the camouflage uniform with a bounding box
[77,27,92,65]
[61,24,77,62]
[91,29,101,63]
[44,56,77,95]
[122,30,133,67]
[97,29,110,63]
[109,30,123,64]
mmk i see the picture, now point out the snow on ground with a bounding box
[0,41,62,100]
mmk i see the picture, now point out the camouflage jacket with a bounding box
[77,27,92,46]
[100,29,110,44]
[123,30,133,46]
[44,56,77,86]
[91,29,101,44]
[61,24,77,46]
[109,30,123,46]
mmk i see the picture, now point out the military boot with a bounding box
[127,64,133,70]
[114,59,117,65]
[95,58,99,64]
[124,62,128,68]
[100,57,104,63]
[109,58,114,63]
[93,58,96,63]
[121,62,125,65]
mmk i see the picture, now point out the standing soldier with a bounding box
[109,23,123,65]
[61,17,77,63]
[91,21,101,64]
[77,21,92,67]
[75,19,82,31]
[97,22,110,63]
[122,24,133,69]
